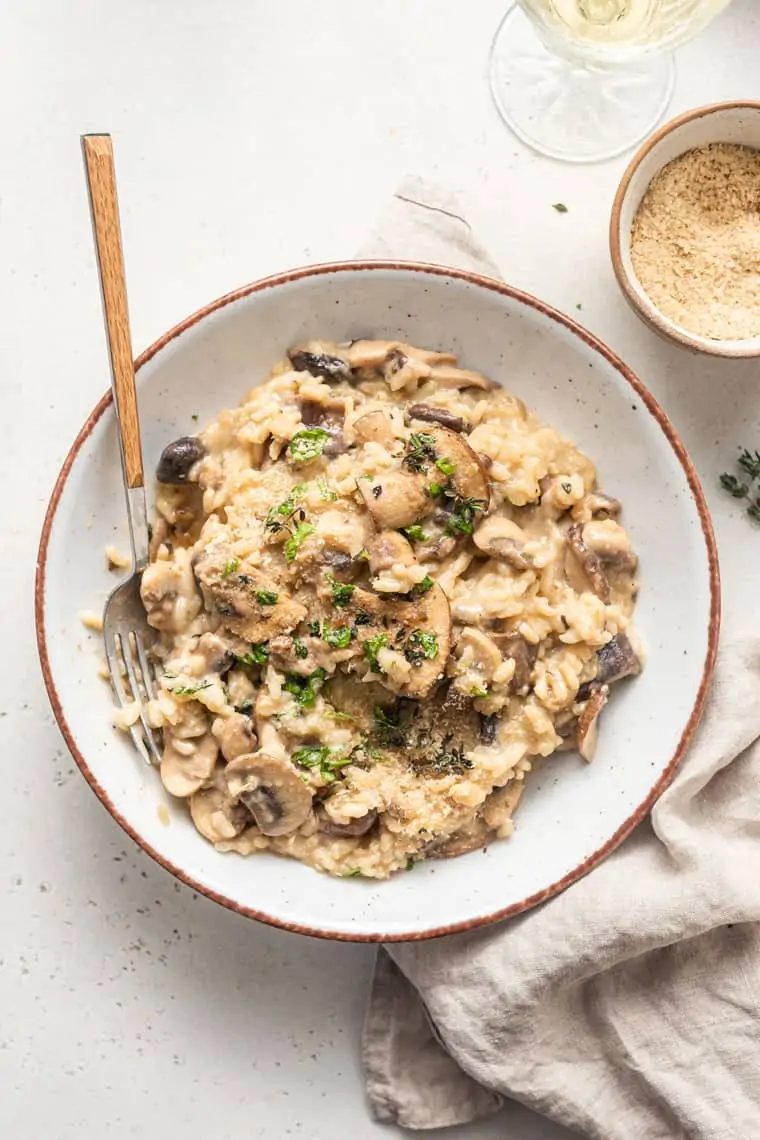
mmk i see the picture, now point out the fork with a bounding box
[82,133,161,766]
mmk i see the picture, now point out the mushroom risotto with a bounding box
[129,338,641,879]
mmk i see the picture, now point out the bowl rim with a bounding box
[610,99,760,359]
[35,259,721,942]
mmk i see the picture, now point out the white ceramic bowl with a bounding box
[611,101,760,358]
[36,262,720,941]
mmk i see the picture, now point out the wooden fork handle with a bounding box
[82,134,144,489]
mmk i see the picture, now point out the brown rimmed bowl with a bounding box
[36,261,720,941]
[611,100,760,358]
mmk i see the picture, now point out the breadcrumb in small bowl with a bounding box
[610,101,760,359]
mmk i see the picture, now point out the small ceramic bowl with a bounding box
[610,101,760,358]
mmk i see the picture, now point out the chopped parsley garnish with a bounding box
[553,202,569,213]
[265,484,308,531]
[256,589,278,606]
[430,740,473,775]
[221,557,240,578]
[406,857,416,871]
[404,432,436,473]
[414,575,434,595]
[404,629,439,665]
[291,744,353,784]
[401,524,428,543]
[363,632,389,673]
[470,685,488,698]
[316,476,338,502]
[323,625,353,649]
[283,668,327,709]
[168,680,211,697]
[293,636,309,660]
[428,481,443,497]
[191,413,199,423]
[353,609,372,626]
[234,643,269,666]
[342,867,363,878]
[307,620,322,636]
[444,496,486,537]
[288,428,330,464]
[354,548,370,562]
[326,573,355,607]
[435,456,456,476]
[373,705,406,747]
[284,521,315,562]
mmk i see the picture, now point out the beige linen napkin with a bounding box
[359,179,760,1139]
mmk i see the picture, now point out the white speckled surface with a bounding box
[2,1,758,1136]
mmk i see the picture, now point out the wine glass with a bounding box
[489,0,733,163]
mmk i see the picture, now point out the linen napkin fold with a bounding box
[359,179,760,1139]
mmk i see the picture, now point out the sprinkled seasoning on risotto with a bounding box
[121,339,641,879]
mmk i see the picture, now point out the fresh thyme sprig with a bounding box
[721,449,760,522]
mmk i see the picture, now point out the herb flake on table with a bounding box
[552,202,568,213]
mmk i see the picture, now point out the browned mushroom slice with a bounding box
[193,550,307,641]
[429,818,492,858]
[407,404,468,433]
[190,781,249,842]
[490,633,537,694]
[213,712,257,762]
[160,731,218,798]
[353,409,397,448]
[577,633,641,700]
[346,340,456,371]
[565,523,611,603]
[357,470,431,530]
[427,363,493,391]
[368,531,415,573]
[473,516,533,571]
[317,807,378,838]
[581,520,638,571]
[572,491,622,521]
[423,425,491,507]
[455,627,503,683]
[576,685,610,762]
[224,753,313,836]
[288,347,351,381]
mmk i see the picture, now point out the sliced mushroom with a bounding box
[368,531,415,573]
[473,516,532,571]
[423,425,491,507]
[346,340,456,371]
[577,633,641,700]
[156,437,207,484]
[572,491,621,522]
[407,404,468,433]
[582,520,638,570]
[429,818,492,858]
[213,712,257,762]
[297,399,346,457]
[565,523,611,603]
[195,632,234,674]
[353,409,397,448]
[225,753,313,836]
[490,633,536,694]
[357,471,430,530]
[455,627,503,683]
[193,548,307,641]
[317,807,378,838]
[427,363,493,391]
[576,684,609,762]
[160,731,219,798]
[189,780,248,842]
[288,347,351,381]
[141,553,202,634]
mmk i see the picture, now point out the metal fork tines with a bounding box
[103,576,161,766]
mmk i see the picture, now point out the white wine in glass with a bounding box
[489,0,732,163]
